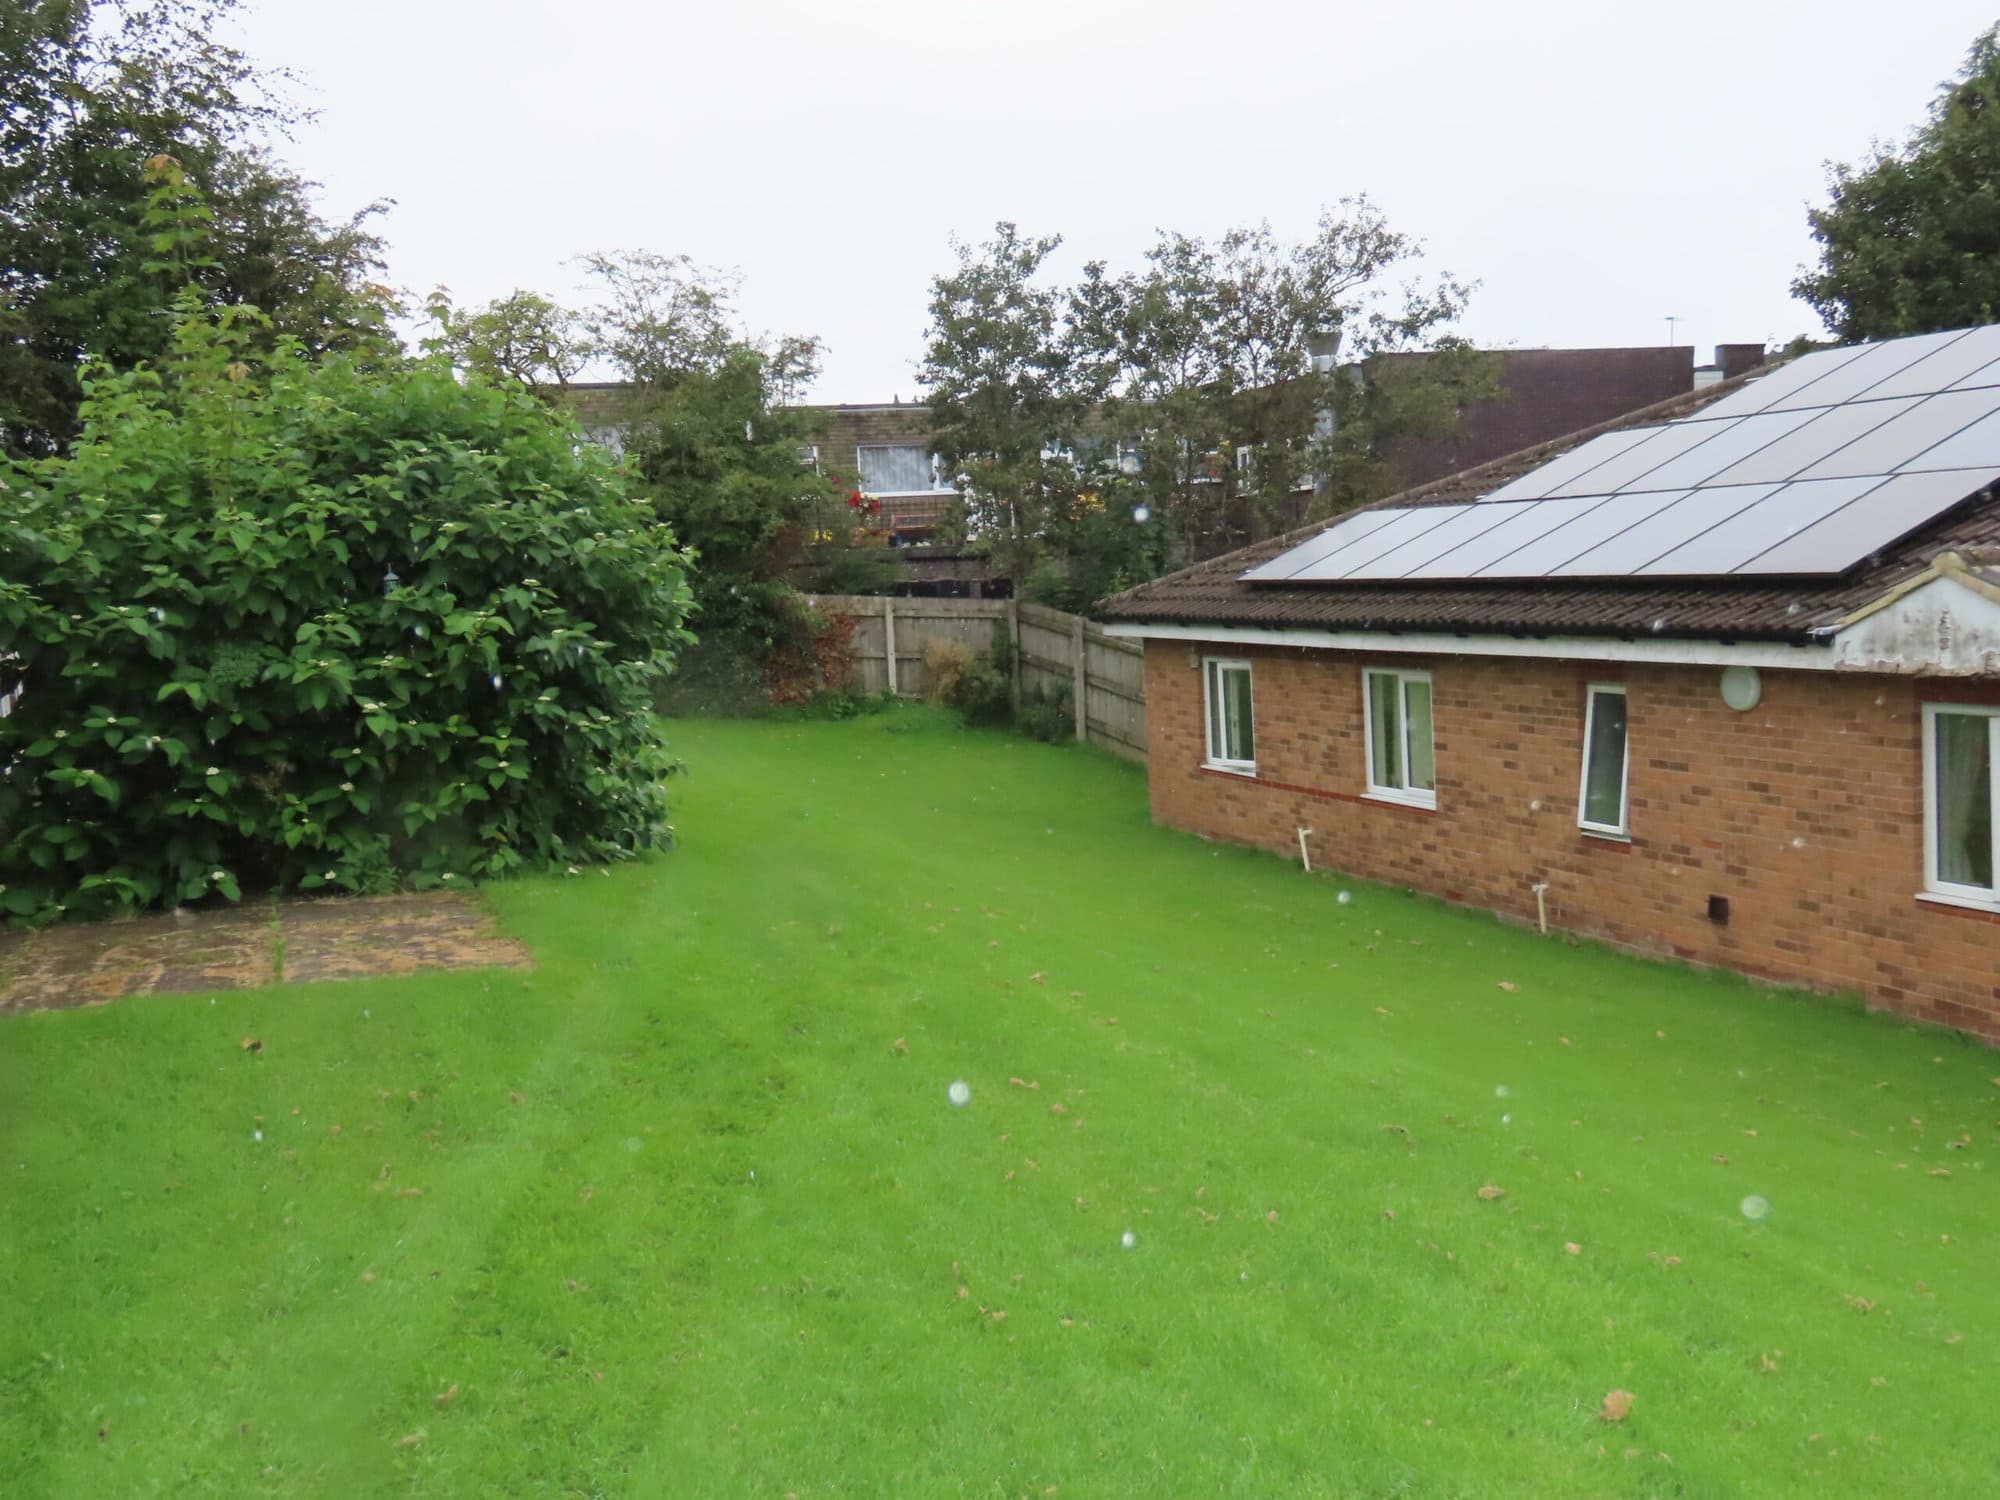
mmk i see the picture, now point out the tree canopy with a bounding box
[919,205,1494,605]
[1795,26,2000,341]
[0,0,390,458]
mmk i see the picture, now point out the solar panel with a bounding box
[1545,420,1731,498]
[1311,507,1469,579]
[1639,478,1873,576]
[1239,326,2000,587]
[1702,397,1922,486]
[1736,467,2000,574]
[1552,486,1776,577]
[1894,405,2000,472]
[1363,501,1534,576]
[1240,509,1401,580]
[1609,408,1819,492]
[1473,489,1699,578]
[1406,495,1610,579]
[1765,328,1970,411]
[1861,325,2000,399]
[1477,428,1657,502]
[1794,388,2000,480]
[1690,344,1869,421]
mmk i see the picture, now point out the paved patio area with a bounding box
[0,893,531,1015]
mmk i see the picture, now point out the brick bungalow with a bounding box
[1100,329,2000,1039]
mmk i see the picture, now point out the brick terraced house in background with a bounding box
[1101,326,2000,1039]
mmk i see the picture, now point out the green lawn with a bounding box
[4,708,1997,1497]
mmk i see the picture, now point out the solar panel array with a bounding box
[1242,325,2000,584]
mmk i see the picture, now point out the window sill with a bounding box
[1578,826,1632,845]
[1915,889,2000,916]
[1362,789,1437,813]
[1201,761,1257,779]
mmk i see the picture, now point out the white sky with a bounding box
[233,0,1996,401]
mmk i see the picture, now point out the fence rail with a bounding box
[804,595,1147,760]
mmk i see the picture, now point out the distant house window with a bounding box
[797,444,820,468]
[1203,659,1255,772]
[856,444,942,494]
[1363,667,1435,807]
[1924,703,1998,901]
[1577,684,1630,837]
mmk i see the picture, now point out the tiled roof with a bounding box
[1098,366,2000,643]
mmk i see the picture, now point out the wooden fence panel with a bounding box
[806,595,1149,761]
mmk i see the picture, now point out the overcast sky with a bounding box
[232,1,1996,401]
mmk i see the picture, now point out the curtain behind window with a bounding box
[1583,693,1628,829]
[857,446,933,493]
[1935,712,1993,888]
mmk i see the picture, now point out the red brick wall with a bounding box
[1142,640,2000,1038]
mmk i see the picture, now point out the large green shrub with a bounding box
[0,315,696,922]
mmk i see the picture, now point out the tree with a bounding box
[918,203,1493,598]
[0,303,696,924]
[1100,202,1489,556]
[919,223,1110,580]
[1795,26,2000,340]
[424,287,590,398]
[0,0,390,457]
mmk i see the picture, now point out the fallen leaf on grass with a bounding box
[435,1383,458,1407]
[890,1037,909,1056]
[1496,981,1517,993]
[1846,1295,1875,1312]
[1564,1242,1582,1256]
[1028,972,1045,984]
[1266,1209,1279,1224]
[1049,1103,1067,1116]
[393,1433,424,1449]
[1713,1154,1731,1166]
[1476,1184,1506,1201]
[239,1037,262,1053]
[1759,1353,1780,1373]
[1600,1390,1634,1422]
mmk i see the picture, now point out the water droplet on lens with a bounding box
[1336,890,1352,905]
[1120,1230,1137,1250]
[947,1080,971,1108]
[1740,1194,1771,1221]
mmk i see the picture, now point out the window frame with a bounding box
[1361,666,1436,809]
[1576,682,1631,839]
[1202,657,1256,774]
[854,443,948,497]
[1921,701,2000,906]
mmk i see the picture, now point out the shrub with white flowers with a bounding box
[0,311,695,922]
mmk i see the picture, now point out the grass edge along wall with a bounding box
[1141,640,2000,1038]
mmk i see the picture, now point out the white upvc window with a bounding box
[1577,683,1631,837]
[855,444,946,495]
[1923,703,1999,904]
[1203,658,1256,773]
[1363,667,1435,808]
